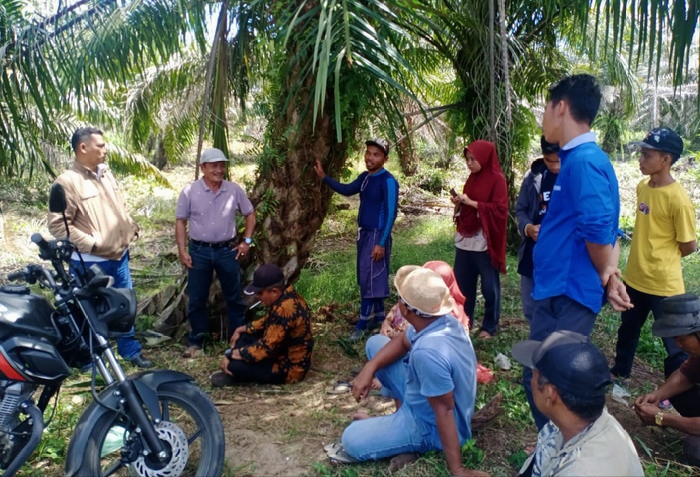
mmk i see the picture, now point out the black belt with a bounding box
[190,238,235,249]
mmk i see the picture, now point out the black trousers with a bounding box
[225,332,286,384]
[612,284,688,378]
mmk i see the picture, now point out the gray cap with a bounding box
[365,138,389,156]
[652,293,700,338]
[200,147,229,164]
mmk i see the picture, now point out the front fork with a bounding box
[96,336,169,463]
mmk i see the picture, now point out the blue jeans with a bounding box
[522,295,596,430]
[187,243,246,346]
[341,335,437,461]
[454,249,501,334]
[70,253,142,360]
[612,284,688,379]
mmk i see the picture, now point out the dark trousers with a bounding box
[612,284,688,378]
[454,249,500,334]
[522,295,597,430]
[225,332,285,384]
[187,243,246,346]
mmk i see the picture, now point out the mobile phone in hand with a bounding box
[449,188,458,197]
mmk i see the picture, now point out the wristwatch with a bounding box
[655,411,665,427]
[244,237,253,245]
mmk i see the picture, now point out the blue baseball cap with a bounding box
[630,127,683,157]
[512,330,611,398]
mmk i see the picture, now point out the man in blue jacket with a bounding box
[524,74,632,429]
[314,139,399,341]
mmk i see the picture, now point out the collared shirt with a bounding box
[238,285,314,384]
[175,178,254,243]
[520,409,643,476]
[48,161,139,261]
[533,132,620,313]
[403,315,476,447]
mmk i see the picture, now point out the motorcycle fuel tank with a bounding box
[0,286,60,342]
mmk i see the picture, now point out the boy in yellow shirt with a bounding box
[611,127,697,382]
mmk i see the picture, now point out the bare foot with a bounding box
[352,411,370,420]
[478,330,493,340]
[388,453,418,473]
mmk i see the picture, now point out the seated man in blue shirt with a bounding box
[324,265,488,477]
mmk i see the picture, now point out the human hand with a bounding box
[371,245,385,262]
[527,224,541,242]
[634,401,659,426]
[313,160,326,179]
[235,242,251,260]
[379,320,392,337]
[607,274,633,311]
[635,392,661,408]
[220,357,233,376]
[229,326,245,347]
[351,366,374,402]
[179,251,193,269]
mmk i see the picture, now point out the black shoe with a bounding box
[368,317,383,331]
[129,355,154,369]
[210,371,236,387]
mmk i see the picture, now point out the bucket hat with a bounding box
[652,293,700,338]
[394,265,452,317]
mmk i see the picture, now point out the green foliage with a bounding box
[461,439,485,468]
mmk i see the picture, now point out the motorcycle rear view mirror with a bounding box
[49,183,67,213]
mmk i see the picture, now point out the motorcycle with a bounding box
[0,183,225,476]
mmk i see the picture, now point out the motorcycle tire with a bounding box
[78,382,225,477]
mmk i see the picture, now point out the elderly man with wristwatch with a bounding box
[175,147,256,358]
[634,293,700,466]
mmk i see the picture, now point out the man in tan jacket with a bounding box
[48,127,152,368]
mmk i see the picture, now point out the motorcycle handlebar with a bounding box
[7,268,28,282]
[6,264,57,289]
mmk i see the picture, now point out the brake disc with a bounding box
[131,421,189,477]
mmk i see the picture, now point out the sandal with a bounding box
[181,345,202,358]
[478,330,493,340]
[324,441,358,464]
[327,380,352,394]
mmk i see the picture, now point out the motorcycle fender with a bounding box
[64,370,193,476]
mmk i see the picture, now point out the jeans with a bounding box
[611,284,688,379]
[187,243,246,346]
[454,249,501,334]
[341,335,437,460]
[70,253,142,360]
[522,295,597,430]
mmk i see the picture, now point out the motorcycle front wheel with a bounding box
[80,382,225,477]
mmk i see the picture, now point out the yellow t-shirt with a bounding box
[624,179,697,296]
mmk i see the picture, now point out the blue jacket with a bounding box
[533,139,620,313]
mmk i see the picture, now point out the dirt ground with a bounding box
[143,317,690,477]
